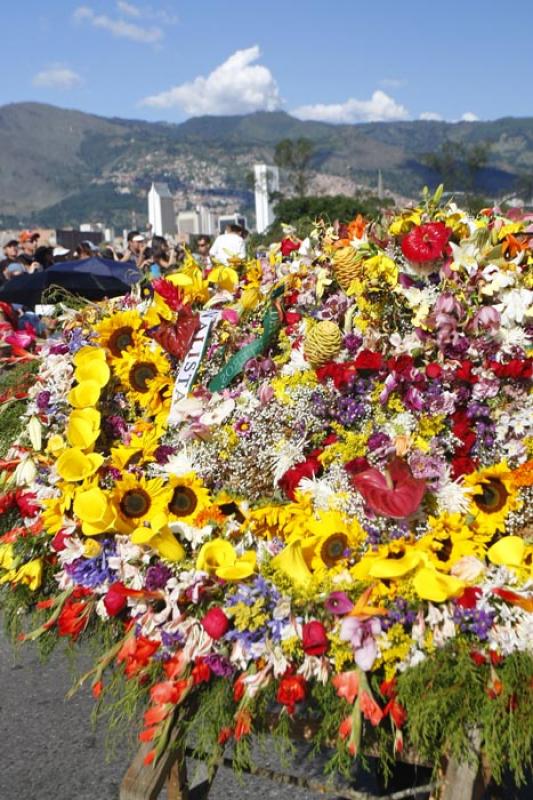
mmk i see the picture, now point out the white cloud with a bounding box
[73,5,162,44]
[420,111,443,121]
[117,1,141,16]
[461,112,479,122]
[32,64,82,90]
[291,90,409,124]
[141,46,281,115]
[380,78,406,89]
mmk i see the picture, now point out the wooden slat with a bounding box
[120,725,183,800]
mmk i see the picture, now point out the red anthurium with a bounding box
[351,457,426,518]
[401,222,452,263]
[280,238,301,257]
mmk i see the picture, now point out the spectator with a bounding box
[33,246,54,270]
[209,224,246,266]
[4,262,26,279]
[121,231,146,267]
[77,240,99,259]
[1,239,19,273]
[193,235,212,270]
[53,246,71,263]
[19,230,40,258]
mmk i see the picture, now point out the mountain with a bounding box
[1,102,532,228]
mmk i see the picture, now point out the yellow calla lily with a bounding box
[196,539,236,573]
[271,540,313,587]
[130,512,169,545]
[67,380,101,409]
[369,551,423,579]
[208,265,239,292]
[56,448,104,482]
[413,567,464,603]
[150,529,186,562]
[13,559,43,591]
[73,346,107,367]
[217,561,255,581]
[73,486,116,535]
[67,408,101,449]
[74,359,110,389]
[487,536,525,568]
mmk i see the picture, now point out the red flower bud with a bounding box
[103,582,128,617]
[201,607,230,639]
[302,620,329,656]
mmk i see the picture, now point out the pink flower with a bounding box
[339,617,382,670]
[471,305,500,333]
[351,457,426,518]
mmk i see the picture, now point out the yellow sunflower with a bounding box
[463,462,521,536]
[112,473,171,534]
[299,510,364,574]
[166,472,211,524]
[94,309,144,359]
[415,512,488,572]
[110,426,162,469]
[113,344,171,410]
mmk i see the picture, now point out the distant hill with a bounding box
[1,102,532,228]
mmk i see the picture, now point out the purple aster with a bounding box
[343,333,363,353]
[145,562,173,590]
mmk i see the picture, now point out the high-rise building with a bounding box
[148,183,176,236]
[177,206,217,237]
[254,164,279,234]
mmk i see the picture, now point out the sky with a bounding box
[1,0,533,125]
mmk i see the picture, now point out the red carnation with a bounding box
[354,350,383,372]
[489,358,532,380]
[103,582,128,617]
[201,607,230,640]
[277,674,306,714]
[279,453,322,500]
[302,621,329,656]
[426,363,442,379]
[401,222,452,263]
[15,491,40,517]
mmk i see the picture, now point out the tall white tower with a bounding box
[254,164,279,234]
[148,182,176,236]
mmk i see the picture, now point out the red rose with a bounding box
[104,582,128,617]
[279,454,322,500]
[401,222,452,263]
[455,360,477,383]
[201,607,229,640]
[425,363,442,379]
[277,674,306,714]
[387,355,413,375]
[281,238,301,257]
[354,350,383,371]
[302,621,329,656]
[489,358,532,380]
[456,586,481,609]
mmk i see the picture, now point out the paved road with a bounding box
[1,629,529,800]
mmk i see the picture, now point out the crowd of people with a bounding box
[0,223,250,288]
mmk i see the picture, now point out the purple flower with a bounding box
[234,417,252,438]
[204,654,234,677]
[325,591,354,615]
[154,445,175,465]
[340,616,382,670]
[343,333,363,353]
[145,563,173,590]
[36,391,51,412]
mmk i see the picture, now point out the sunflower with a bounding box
[110,426,163,470]
[166,472,210,524]
[94,310,144,359]
[297,510,364,575]
[114,344,171,411]
[112,473,171,534]
[463,462,521,536]
[415,513,487,571]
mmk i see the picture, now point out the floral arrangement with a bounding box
[1,188,532,785]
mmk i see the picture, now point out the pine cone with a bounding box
[304,320,342,367]
[332,246,362,290]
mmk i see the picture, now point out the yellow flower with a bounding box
[166,472,211,524]
[132,516,186,562]
[46,434,66,457]
[110,426,162,469]
[12,559,43,591]
[67,380,101,409]
[114,344,171,410]
[463,462,520,536]
[415,513,487,571]
[83,539,102,558]
[94,309,143,358]
[0,543,16,571]
[299,510,364,574]
[412,566,464,603]
[66,408,101,450]
[271,540,312,587]
[73,486,116,536]
[196,539,255,580]
[208,265,239,291]
[56,448,104,482]
[487,536,525,568]
[112,473,171,535]
[73,348,110,388]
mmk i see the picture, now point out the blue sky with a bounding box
[2,0,532,125]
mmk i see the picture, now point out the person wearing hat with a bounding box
[19,231,40,258]
[4,262,26,279]
[0,240,19,285]
[77,240,99,259]
[120,230,146,267]
[53,246,71,263]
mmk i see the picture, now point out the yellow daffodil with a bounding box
[73,347,110,388]
[12,559,43,591]
[73,486,116,535]
[56,448,104,482]
[208,265,239,292]
[67,380,101,409]
[412,566,464,603]
[46,434,66,456]
[67,408,101,450]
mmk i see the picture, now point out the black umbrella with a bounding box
[0,257,141,306]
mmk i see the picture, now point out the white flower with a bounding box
[13,456,37,487]
[495,287,533,327]
[297,656,329,683]
[450,556,485,581]
[298,475,336,509]
[480,264,515,297]
[435,469,470,515]
[449,241,480,276]
[281,343,309,375]
[200,397,235,426]
[269,437,307,484]
[163,449,197,476]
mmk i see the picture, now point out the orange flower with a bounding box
[234,709,252,740]
[511,460,533,488]
[332,671,360,704]
[359,689,384,726]
[339,715,353,740]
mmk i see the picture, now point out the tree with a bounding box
[423,140,490,192]
[274,138,314,196]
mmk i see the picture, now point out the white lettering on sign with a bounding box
[167,309,220,424]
